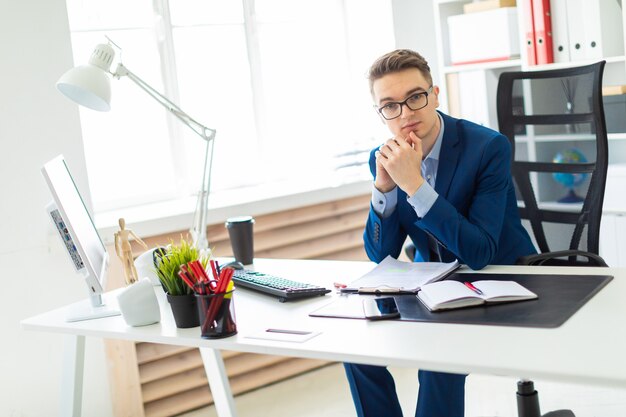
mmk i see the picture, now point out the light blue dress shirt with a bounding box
[372,113,444,218]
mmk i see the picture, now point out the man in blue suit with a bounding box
[343,50,537,416]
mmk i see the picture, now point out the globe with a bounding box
[552,148,588,203]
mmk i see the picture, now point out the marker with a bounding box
[464,281,483,295]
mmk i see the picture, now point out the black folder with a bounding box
[399,273,612,328]
[311,273,613,328]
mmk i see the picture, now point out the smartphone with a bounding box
[362,297,400,320]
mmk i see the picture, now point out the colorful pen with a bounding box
[464,281,483,295]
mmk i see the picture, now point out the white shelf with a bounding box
[523,55,626,72]
[434,0,468,4]
[538,201,583,212]
[520,134,595,143]
[442,58,522,74]
[515,133,626,142]
[608,133,626,141]
[518,200,583,213]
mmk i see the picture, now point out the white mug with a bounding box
[117,277,161,327]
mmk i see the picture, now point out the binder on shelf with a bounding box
[568,0,624,61]
[580,0,624,60]
[550,0,569,63]
[566,0,586,61]
[532,0,553,64]
[521,0,537,65]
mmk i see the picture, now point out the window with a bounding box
[65,0,394,214]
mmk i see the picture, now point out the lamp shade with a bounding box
[56,43,116,112]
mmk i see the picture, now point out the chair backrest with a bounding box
[496,62,608,266]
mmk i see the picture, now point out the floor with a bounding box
[180,363,626,417]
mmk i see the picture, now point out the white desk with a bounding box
[21,259,626,417]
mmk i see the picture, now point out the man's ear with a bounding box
[432,85,441,109]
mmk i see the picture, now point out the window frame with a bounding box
[66,0,394,228]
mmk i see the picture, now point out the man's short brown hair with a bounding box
[368,49,433,95]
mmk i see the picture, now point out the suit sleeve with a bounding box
[363,149,407,262]
[417,134,512,270]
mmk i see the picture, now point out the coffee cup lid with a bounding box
[225,215,254,226]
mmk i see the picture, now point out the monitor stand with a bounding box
[65,293,120,322]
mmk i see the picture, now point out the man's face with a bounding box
[372,68,440,142]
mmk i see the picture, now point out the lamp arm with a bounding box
[113,63,216,250]
[114,63,216,143]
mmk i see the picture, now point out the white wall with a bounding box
[392,0,439,84]
[0,0,113,416]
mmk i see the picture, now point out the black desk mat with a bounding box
[393,273,613,328]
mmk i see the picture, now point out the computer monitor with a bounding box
[42,155,120,322]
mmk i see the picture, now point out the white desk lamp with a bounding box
[56,40,216,250]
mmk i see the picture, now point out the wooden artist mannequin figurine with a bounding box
[114,218,148,285]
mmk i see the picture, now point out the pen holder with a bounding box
[195,290,237,339]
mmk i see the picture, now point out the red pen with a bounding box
[189,260,208,282]
[178,270,196,291]
[210,259,219,281]
[464,281,484,295]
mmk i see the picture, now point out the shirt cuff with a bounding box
[407,182,438,217]
[372,185,398,218]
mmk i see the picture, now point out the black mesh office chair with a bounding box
[496,61,609,417]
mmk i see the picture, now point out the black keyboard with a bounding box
[231,269,331,302]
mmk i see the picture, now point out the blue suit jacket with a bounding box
[364,112,536,270]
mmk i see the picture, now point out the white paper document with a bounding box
[346,256,460,293]
[309,296,368,319]
[244,328,321,343]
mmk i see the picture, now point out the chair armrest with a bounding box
[517,250,608,267]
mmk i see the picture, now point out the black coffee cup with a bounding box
[225,216,255,265]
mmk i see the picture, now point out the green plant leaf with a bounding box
[154,236,211,295]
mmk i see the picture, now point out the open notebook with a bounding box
[417,280,538,311]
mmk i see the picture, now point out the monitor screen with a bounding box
[42,155,119,321]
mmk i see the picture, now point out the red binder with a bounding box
[522,0,537,65]
[532,0,554,64]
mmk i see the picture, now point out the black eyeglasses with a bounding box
[376,86,433,120]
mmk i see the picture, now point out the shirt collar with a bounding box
[424,112,444,162]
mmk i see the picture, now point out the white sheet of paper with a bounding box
[244,328,321,343]
[309,295,367,319]
[349,255,460,291]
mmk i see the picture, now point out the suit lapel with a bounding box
[434,113,461,198]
